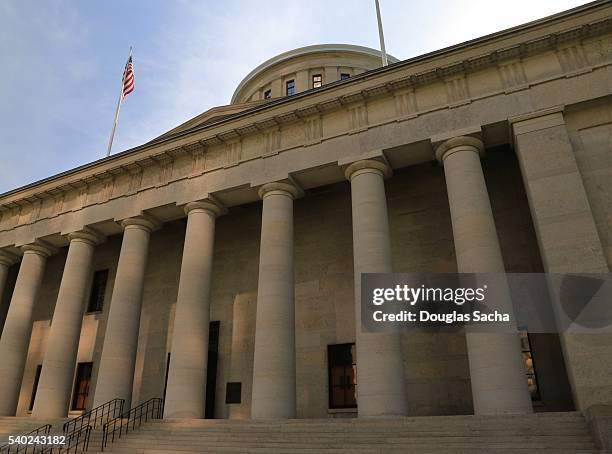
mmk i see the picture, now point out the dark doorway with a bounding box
[528,333,575,411]
[28,364,42,411]
[163,352,171,402]
[328,343,357,409]
[72,362,93,411]
[87,269,109,313]
[205,321,220,418]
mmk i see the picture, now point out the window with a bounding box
[264,89,272,99]
[286,79,295,96]
[520,331,541,401]
[312,74,323,88]
[87,269,108,313]
[340,73,351,80]
[328,343,357,409]
[29,364,42,411]
[72,362,93,411]
[225,382,242,404]
[205,321,220,418]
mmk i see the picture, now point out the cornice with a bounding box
[0,8,611,214]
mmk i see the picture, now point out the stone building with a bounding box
[0,2,610,447]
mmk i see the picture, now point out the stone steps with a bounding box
[138,423,589,433]
[0,417,68,445]
[88,447,600,454]
[116,430,594,438]
[103,439,594,449]
[88,451,598,454]
[90,448,599,453]
[79,412,599,453]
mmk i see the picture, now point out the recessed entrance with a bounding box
[327,343,357,409]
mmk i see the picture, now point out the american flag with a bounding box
[122,55,135,98]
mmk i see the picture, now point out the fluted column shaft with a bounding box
[93,216,155,409]
[251,182,298,419]
[0,242,54,416]
[346,160,407,417]
[436,136,532,415]
[32,229,103,418]
[164,201,222,419]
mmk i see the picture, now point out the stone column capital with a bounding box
[435,136,484,163]
[344,159,391,181]
[184,199,225,217]
[0,250,19,267]
[20,240,57,258]
[257,182,301,200]
[120,214,160,233]
[67,227,105,246]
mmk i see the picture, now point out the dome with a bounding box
[231,44,399,104]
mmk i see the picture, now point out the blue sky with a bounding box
[0,0,586,194]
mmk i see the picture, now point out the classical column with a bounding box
[32,229,104,418]
[0,241,55,416]
[93,216,156,409]
[346,160,408,417]
[436,136,532,414]
[251,182,298,419]
[164,200,222,419]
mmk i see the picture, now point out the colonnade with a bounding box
[0,136,534,418]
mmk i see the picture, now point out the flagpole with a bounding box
[374,0,389,67]
[106,46,132,157]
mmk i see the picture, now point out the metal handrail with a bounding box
[39,426,91,454]
[101,398,163,452]
[0,424,52,453]
[62,398,124,435]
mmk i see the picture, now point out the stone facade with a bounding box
[0,1,610,421]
